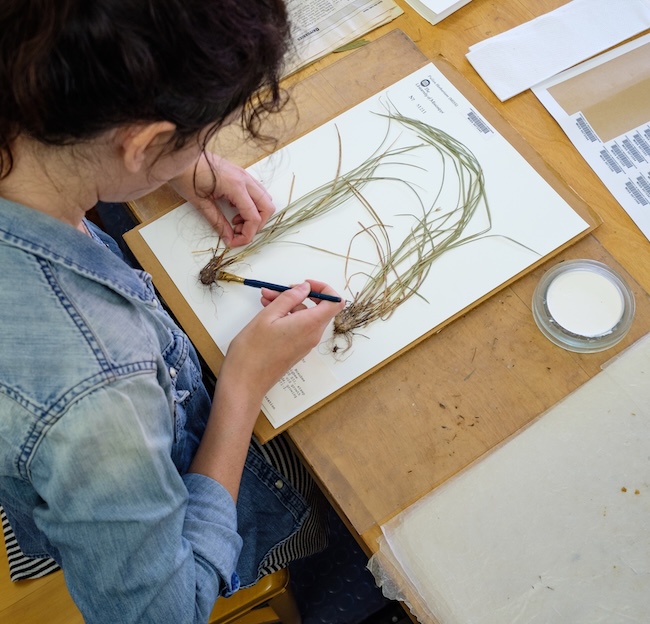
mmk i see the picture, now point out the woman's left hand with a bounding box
[169,152,275,247]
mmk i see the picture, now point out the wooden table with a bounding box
[127,1,650,618]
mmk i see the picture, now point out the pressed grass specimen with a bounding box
[199,107,533,353]
[198,126,425,285]
[331,110,495,352]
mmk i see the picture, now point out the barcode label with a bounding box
[467,110,492,135]
[611,143,634,169]
[636,175,650,198]
[625,180,648,206]
[633,132,650,157]
[622,138,646,164]
[599,149,622,174]
[576,115,598,142]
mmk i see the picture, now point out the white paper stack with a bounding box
[466,0,650,101]
[403,0,471,26]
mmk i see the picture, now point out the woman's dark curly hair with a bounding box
[0,0,291,178]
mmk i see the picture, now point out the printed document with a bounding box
[533,34,650,240]
[285,0,402,74]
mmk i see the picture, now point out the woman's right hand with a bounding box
[191,280,343,499]
[218,281,345,411]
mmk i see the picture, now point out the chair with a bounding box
[208,568,301,624]
[0,541,301,624]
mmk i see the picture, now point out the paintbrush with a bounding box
[216,271,342,303]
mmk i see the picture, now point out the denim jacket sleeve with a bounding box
[29,371,242,624]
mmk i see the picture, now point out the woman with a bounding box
[0,1,344,622]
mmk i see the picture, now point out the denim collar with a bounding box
[0,197,151,303]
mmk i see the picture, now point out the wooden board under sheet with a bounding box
[125,30,600,442]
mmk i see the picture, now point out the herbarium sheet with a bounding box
[137,63,590,428]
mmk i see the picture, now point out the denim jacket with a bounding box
[0,198,307,623]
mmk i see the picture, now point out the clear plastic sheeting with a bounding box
[369,332,650,624]
[369,536,441,623]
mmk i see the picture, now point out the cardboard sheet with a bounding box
[137,65,590,426]
[125,42,599,441]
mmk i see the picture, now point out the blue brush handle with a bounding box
[243,279,342,303]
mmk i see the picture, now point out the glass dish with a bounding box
[532,259,635,353]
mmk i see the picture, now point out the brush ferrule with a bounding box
[216,271,245,284]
